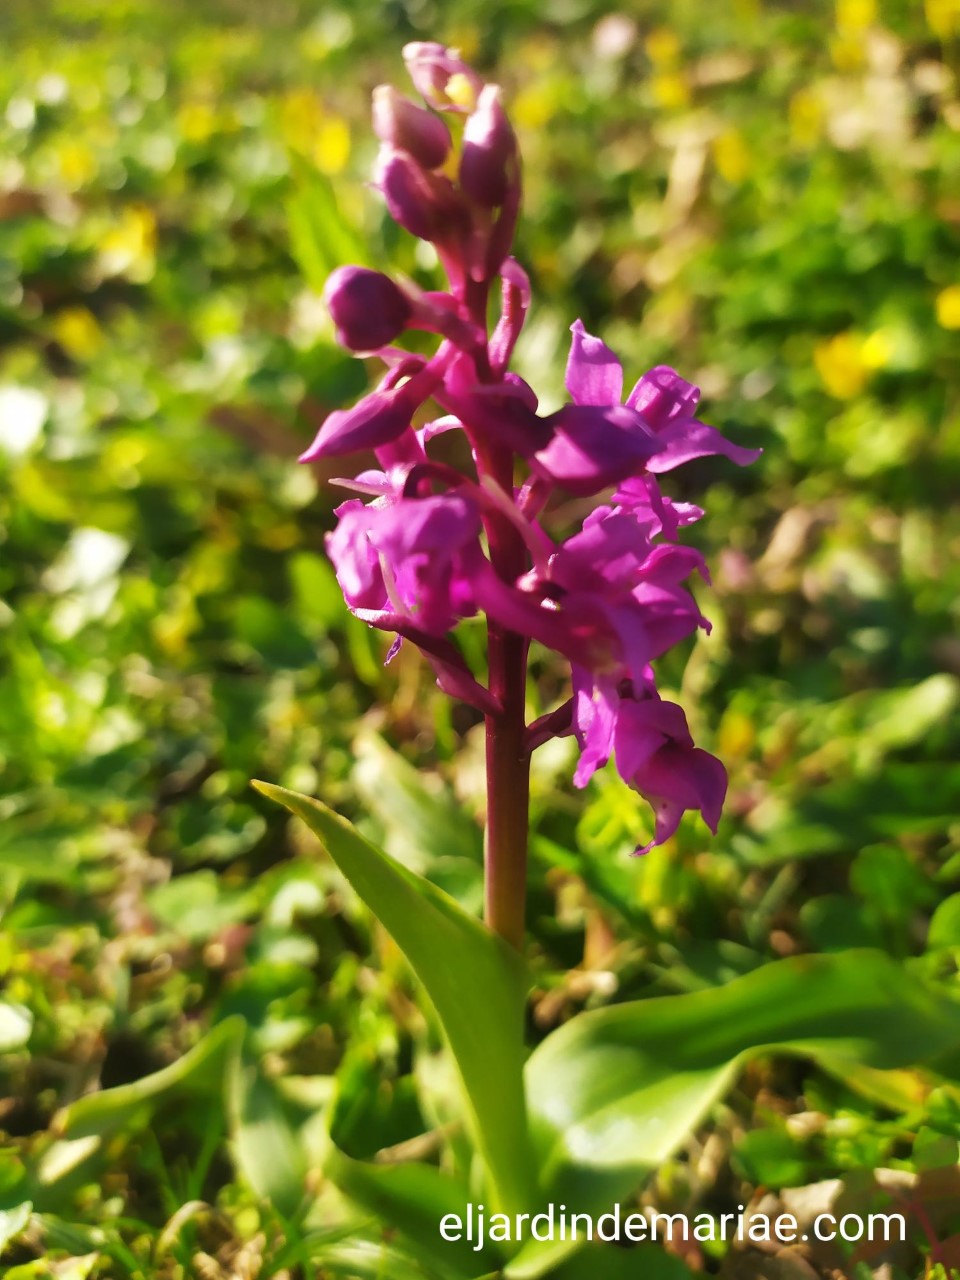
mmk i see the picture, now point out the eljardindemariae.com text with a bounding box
[439,1202,907,1251]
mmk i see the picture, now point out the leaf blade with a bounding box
[252,781,536,1218]
[520,949,960,1269]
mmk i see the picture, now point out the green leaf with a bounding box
[0,1003,33,1053]
[740,764,960,864]
[513,951,960,1276]
[912,1125,959,1171]
[251,782,535,1219]
[928,893,960,950]
[732,1126,810,1187]
[28,1019,244,1209]
[289,550,348,629]
[322,1138,495,1277]
[305,1239,458,1280]
[353,732,483,909]
[537,1242,692,1280]
[285,160,369,290]
[4,1251,98,1280]
[56,1017,245,1143]
[227,1055,309,1220]
[0,1201,32,1256]
[854,674,959,760]
[800,893,881,951]
[147,869,261,942]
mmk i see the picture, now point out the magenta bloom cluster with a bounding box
[302,44,760,853]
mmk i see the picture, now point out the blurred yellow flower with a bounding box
[57,140,97,190]
[98,205,157,282]
[860,329,894,368]
[926,0,960,38]
[445,26,481,61]
[313,115,350,175]
[789,89,822,147]
[836,0,876,31]
[513,83,557,130]
[281,88,324,152]
[50,307,104,361]
[713,129,751,183]
[936,284,960,329]
[830,33,866,70]
[517,35,558,74]
[645,27,681,65]
[178,100,217,143]
[814,331,888,398]
[281,89,350,174]
[652,72,690,110]
[717,708,756,760]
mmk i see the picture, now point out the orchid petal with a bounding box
[300,388,413,463]
[626,365,700,427]
[646,420,763,473]
[565,320,624,406]
[532,404,659,496]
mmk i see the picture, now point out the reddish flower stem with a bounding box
[483,450,530,951]
[463,275,531,951]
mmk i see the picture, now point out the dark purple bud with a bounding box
[323,266,413,352]
[403,42,483,113]
[459,85,518,208]
[376,146,465,242]
[372,85,451,170]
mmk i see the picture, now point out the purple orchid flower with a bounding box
[296,44,760,919]
[327,485,482,636]
[614,697,728,853]
[532,320,761,494]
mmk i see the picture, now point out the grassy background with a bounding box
[2,0,960,1276]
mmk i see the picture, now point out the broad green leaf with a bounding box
[285,160,369,289]
[0,827,80,885]
[353,732,483,909]
[305,1238,459,1280]
[912,1125,959,1171]
[542,1242,692,1280]
[0,1201,32,1256]
[513,951,960,1277]
[0,1003,32,1053]
[5,1256,98,1280]
[28,1019,244,1209]
[853,674,958,760]
[737,763,960,864]
[322,1137,496,1277]
[289,550,348,629]
[147,869,261,942]
[56,1017,245,1143]
[227,1055,309,1220]
[252,782,535,1219]
[928,893,960,950]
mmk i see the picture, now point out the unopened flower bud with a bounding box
[373,85,451,170]
[402,41,483,113]
[323,266,413,352]
[376,146,465,242]
[459,85,518,209]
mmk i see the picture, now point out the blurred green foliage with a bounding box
[2,0,960,1275]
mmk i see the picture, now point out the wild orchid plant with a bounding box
[246,43,960,1280]
[300,42,758,951]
